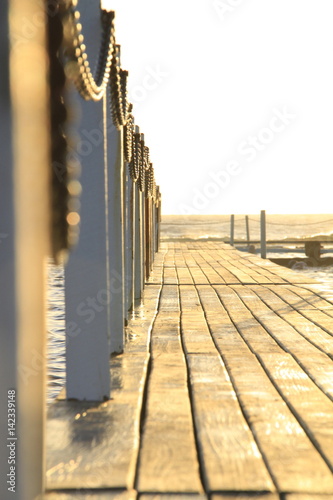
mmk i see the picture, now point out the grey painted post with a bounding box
[125,170,134,313]
[152,201,156,255]
[1,1,49,496]
[245,215,250,246]
[65,4,110,400]
[134,182,143,300]
[260,210,267,259]
[150,198,154,269]
[65,95,111,400]
[230,214,235,246]
[107,119,125,353]
[141,189,146,289]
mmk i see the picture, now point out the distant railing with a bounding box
[229,212,333,260]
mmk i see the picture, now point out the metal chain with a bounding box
[110,45,127,128]
[49,0,80,262]
[61,0,115,101]
[129,132,140,182]
[137,138,146,192]
[124,111,134,163]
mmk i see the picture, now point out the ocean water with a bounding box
[47,214,333,403]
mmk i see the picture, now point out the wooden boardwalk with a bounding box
[45,241,333,499]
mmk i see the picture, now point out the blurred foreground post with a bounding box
[260,210,267,259]
[0,1,50,498]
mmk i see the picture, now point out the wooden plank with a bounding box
[301,283,333,307]
[257,352,333,470]
[231,285,333,400]
[46,285,161,491]
[250,285,333,358]
[221,252,272,284]
[198,285,333,493]
[212,495,279,500]
[287,285,333,317]
[179,285,217,354]
[137,285,203,493]
[146,248,167,284]
[223,356,333,493]
[42,491,136,500]
[140,495,207,500]
[187,353,275,492]
[286,495,333,500]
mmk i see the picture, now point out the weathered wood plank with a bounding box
[212,495,279,500]
[137,285,203,493]
[179,285,217,354]
[43,491,136,500]
[285,495,333,500]
[250,285,333,358]
[187,353,275,492]
[199,285,333,493]
[140,495,207,500]
[46,285,161,491]
[231,285,333,400]
[257,352,333,470]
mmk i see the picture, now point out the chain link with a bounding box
[61,1,115,101]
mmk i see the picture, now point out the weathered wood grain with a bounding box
[46,284,161,491]
[257,352,333,470]
[43,491,136,500]
[231,285,333,399]
[46,239,333,496]
[199,285,333,493]
[187,353,275,492]
[285,495,333,500]
[137,285,203,493]
[140,495,207,500]
[212,495,279,500]
[250,285,333,357]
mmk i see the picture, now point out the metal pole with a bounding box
[230,214,235,246]
[245,215,250,247]
[260,210,267,259]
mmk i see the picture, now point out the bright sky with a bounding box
[101,0,333,215]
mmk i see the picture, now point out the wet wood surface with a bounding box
[46,241,333,497]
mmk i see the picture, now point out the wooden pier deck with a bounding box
[45,241,333,500]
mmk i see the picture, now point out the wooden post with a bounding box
[245,215,250,247]
[64,6,110,400]
[260,210,267,259]
[0,1,49,497]
[230,214,235,246]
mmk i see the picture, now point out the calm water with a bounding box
[47,214,333,403]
